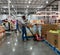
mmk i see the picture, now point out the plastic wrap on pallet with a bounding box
[26,27,33,36]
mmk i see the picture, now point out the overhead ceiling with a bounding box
[0,0,58,14]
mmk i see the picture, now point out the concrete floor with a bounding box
[0,31,57,55]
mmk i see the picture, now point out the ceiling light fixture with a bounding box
[28,1,31,4]
[40,5,43,8]
[3,6,8,8]
[4,10,6,12]
[37,5,43,8]
[8,0,11,3]
[25,9,28,14]
[12,5,14,8]
[46,1,48,4]
[27,5,29,8]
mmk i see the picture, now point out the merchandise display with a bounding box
[0,25,5,43]
[41,24,58,39]
[2,19,17,31]
[0,25,5,37]
[49,30,60,33]
[10,20,16,30]
[0,0,60,55]
[42,24,60,51]
[47,31,60,50]
[30,20,44,25]
[2,20,10,31]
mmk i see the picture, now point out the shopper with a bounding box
[21,16,28,41]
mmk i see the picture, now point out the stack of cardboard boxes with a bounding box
[41,24,58,39]
[47,32,58,48]
[47,32,60,50]
[41,24,60,50]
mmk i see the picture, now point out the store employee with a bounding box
[20,16,28,41]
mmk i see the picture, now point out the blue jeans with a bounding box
[22,26,28,41]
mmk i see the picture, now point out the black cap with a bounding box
[22,16,26,20]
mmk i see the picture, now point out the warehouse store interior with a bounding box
[0,0,60,55]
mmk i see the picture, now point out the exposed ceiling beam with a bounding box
[0,8,39,10]
[43,0,56,10]
[0,3,41,5]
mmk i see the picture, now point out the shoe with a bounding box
[26,39,29,40]
[22,40,26,42]
[22,39,24,41]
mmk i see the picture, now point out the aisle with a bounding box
[0,32,57,55]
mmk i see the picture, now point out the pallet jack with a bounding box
[27,27,43,41]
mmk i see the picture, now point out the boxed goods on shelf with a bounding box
[47,31,60,50]
[41,24,58,39]
[0,26,5,35]
[57,34,60,50]
[47,32,58,48]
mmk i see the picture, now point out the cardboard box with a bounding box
[58,34,60,50]
[0,26,5,39]
[41,24,58,39]
[47,32,58,48]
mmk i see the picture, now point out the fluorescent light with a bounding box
[40,5,43,8]
[46,1,48,4]
[27,5,29,8]
[9,0,11,3]
[3,6,8,8]
[28,1,31,4]
[12,5,14,8]
[4,10,6,12]
[25,9,28,13]
[37,5,43,8]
